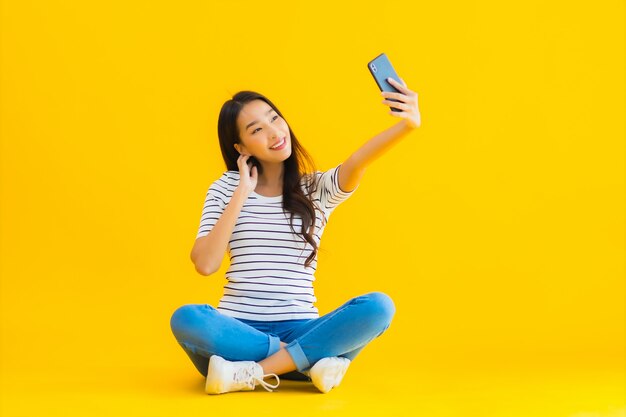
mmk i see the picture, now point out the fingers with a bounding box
[387,108,409,119]
[387,77,408,93]
[382,100,411,111]
[238,154,252,166]
[387,77,417,98]
[381,90,417,105]
[381,91,408,101]
[237,154,253,174]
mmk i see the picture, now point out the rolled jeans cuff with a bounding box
[285,340,310,371]
[267,334,281,358]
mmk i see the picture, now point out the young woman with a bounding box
[171,77,421,394]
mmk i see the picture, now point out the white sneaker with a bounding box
[205,355,280,394]
[309,357,351,393]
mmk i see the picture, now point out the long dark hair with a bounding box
[217,91,326,268]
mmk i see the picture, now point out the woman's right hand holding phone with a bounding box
[236,154,258,197]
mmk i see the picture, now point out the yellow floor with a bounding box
[2,363,623,417]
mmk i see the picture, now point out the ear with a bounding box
[234,143,241,155]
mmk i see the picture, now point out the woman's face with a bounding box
[234,99,291,162]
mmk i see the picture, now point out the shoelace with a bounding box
[233,366,280,392]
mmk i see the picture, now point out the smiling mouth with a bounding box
[270,137,286,149]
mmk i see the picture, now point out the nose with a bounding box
[269,124,282,138]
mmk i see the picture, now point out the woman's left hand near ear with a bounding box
[381,77,421,129]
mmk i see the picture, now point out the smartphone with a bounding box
[367,53,403,112]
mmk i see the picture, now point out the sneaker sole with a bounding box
[205,355,226,394]
[311,358,350,393]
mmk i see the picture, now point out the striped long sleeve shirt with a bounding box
[195,163,359,321]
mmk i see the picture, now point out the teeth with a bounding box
[271,138,284,149]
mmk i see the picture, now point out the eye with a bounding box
[251,115,279,134]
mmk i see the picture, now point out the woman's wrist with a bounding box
[233,186,251,201]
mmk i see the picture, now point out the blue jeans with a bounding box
[170,292,395,379]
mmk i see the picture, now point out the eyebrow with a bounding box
[245,108,275,130]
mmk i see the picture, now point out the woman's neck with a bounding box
[257,161,284,188]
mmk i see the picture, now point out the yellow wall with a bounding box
[0,0,623,410]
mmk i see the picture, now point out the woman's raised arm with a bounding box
[337,77,421,193]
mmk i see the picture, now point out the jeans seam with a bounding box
[179,341,212,358]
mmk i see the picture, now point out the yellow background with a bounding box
[1,0,624,416]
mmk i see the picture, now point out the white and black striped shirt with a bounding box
[196,163,358,321]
